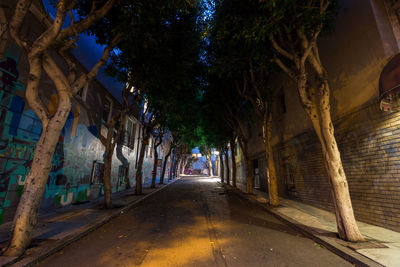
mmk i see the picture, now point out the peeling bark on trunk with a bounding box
[297,73,364,242]
[263,113,279,206]
[135,137,148,195]
[271,25,364,241]
[219,154,224,183]
[5,101,71,256]
[319,80,364,241]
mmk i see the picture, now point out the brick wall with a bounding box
[274,101,400,232]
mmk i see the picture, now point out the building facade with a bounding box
[224,0,400,232]
[0,1,172,224]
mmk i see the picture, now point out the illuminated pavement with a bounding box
[39,175,352,266]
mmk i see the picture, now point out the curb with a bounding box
[2,178,180,267]
[224,184,383,267]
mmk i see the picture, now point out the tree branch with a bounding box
[70,33,121,95]
[320,0,330,14]
[9,0,32,50]
[248,61,266,116]
[42,52,70,93]
[296,26,322,65]
[58,10,79,52]
[0,6,8,58]
[42,51,71,121]
[223,106,236,132]
[271,34,294,61]
[30,0,68,58]
[25,56,49,125]
[99,133,107,146]
[111,112,125,153]
[273,56,296,80]
[56,0,116,43]
[226,104,248,141]
[59,50,77,84]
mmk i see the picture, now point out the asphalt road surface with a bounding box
[39,175,352,267]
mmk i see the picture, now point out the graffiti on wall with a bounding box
[0,53,35,224]
[0,48,160,224]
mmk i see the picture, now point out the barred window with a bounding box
[118,119,136,149]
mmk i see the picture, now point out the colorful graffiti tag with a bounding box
[0,49,159,224]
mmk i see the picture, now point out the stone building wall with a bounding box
[0,1,168,224]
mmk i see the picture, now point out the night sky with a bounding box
[43,0,124,102]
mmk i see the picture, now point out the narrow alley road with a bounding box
[39,176,351,267]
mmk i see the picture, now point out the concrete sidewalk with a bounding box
[230,183,399,267]
[0,178,179,267]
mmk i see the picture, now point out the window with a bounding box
[91,161,104,184]
[123,119,136,149]
[77,83,89,102]
[102,97,112,123]
[131,124,137,146]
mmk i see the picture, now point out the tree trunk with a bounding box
[103,120,117,209]
[296,71,364,241]
[177,157,182,177]
[176,155,181,177]
[180,157,187,175]
[270,28,364,241]
[171,154,177,179]
[245,155,253,194]
[207,156,213,177]
[103,152,113,208]
[151,148,158,188]
[5,104,71,256]
[160,148,172,184]
[135,137,148,195]
[263,113,279,206]
[239,138,253,194]
[219,154,224,183]
[224,150,230,185]
[215,157,219,176]
[318,80,364,242]
[230,138,237,187]
[173,156,178,178]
